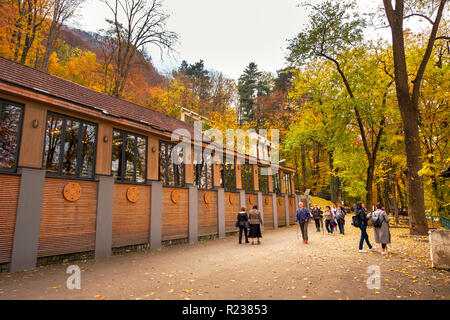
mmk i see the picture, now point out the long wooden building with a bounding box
[0,57,299,272]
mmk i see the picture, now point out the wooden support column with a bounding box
[268,167,274,193]
[18,102,46,168]
[147,135,160,181]
[280,171,286,194]
[235,164,242,190]
[95,122,113,176]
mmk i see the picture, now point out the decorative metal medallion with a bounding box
[127,187,139,203]
[278,197,283,205]
[290,197,295,206]
[63,182,82,202]
[249,195,254,205]
[265,197,270,205]
[229,194,235,205]
[171,189,180,204]
[204,192,212,204]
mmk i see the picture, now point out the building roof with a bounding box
[0,57,195,137]
[0,57,295,172]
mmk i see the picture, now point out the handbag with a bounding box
[235,221,239,228]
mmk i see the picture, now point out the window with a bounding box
[111,129,147,183]
[159,141,185,186]
[258,167,269,194]
[283,173,292,195]
[0,100,23,172]
[43,113,96,178]
[220,161,236,192]
[273,172,281,194]
[194,150,213,189]
[241,163,254,193]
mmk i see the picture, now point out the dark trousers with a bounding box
[314,219,321,232]
[359,225,372,250]
[325,220,333,233]
[239,226,248,243]
[299,222,308,241]
[337,220,344,234]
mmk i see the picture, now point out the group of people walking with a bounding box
[237,200,392,255]
[311,204,347,234]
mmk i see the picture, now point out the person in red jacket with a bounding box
[295,202,311,244]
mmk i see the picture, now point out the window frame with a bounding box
[111,128,148,184]
[0,99,24,174]
[220,162,236,192]
[159,140,186,187]
[194,149,214,190]
[272,172,282,195]
[241,163,254,193]
[258,166,269,194]
[42,111,98,180]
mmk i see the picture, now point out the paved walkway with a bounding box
[0,217,449,300]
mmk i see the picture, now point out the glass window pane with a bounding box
[44,115,63,174]
[136,136,146,183]
[80,123,96,177]
[112,130,123,180]
[0,103,22,171]
[124,134,136,181]
[62,119,80,176]
[159,143,166,183]
[167,144,175,185]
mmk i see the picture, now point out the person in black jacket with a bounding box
[236,206,250,244]
[311,204,323,232]
[356,201,375,253]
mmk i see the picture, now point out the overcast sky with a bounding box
[72,0,314,80]
[73,0,392,81]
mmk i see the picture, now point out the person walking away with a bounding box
[323,206,335,234]
[295,202,311,244]
[331,205,338,232]
[356,201,375,252]
[368,203,391,255]
[311,204,323,232]
[236,206,249,244]
[248,205,263,245]
[335,205,346,235]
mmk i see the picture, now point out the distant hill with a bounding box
[59,26,166,87]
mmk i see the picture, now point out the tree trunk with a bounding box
[400,103,428,235]
[365,164,374,213]
[301,145,307,192]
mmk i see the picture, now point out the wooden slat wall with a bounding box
[224,192,240,232]
[277,196,286,227]
[38,178,97,257]
[263,195,273,230]
[0,174,20,263]
[162,187,188,241]
[198,190,218,237]
[289,196,296,225]
[112,184,151,248]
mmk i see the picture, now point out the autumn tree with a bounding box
[100,0,178,98]
[287,0,394,211]
[40,0,85,72]
[381,0,448,235]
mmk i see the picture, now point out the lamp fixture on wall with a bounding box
[32,119,39,128]
[103,136,109,143]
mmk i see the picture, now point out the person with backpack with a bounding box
[353,201,375,253]
[311,204,323,232]
[335,205,346,235]
[368,203,391,255]
[323,206,335,234]
[295,202,311,244]
[236,206,250,244]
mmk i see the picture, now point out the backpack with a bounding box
[372,211,384,228]
[351,214,361,228]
